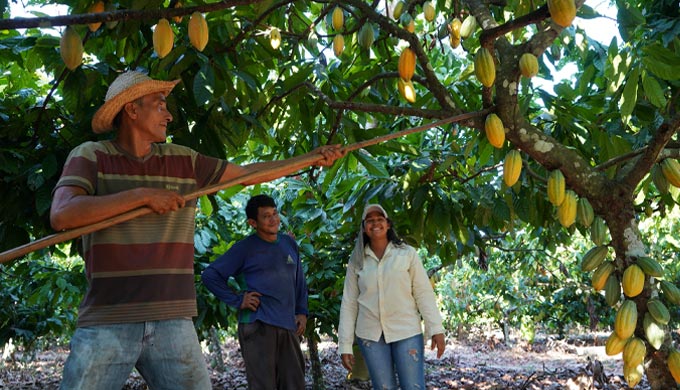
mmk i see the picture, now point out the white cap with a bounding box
[362,204,388,220]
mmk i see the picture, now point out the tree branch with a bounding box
[0,0,259,30]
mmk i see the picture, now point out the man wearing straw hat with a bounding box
[50,70,344,390]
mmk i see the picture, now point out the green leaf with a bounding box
[199,195,213,217]
[619,66,639,123]
[641,72,667,109]
[353,151,389,178]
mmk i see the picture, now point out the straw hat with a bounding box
[91,71,180,133]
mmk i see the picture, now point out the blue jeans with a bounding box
[357,333,425,390]
[59,319,211,390]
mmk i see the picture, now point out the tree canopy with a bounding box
[2,0,680,388]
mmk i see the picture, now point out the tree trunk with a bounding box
[209,326,225,373]
[307,319,324,390]
[646,351,678,390]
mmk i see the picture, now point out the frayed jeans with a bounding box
[357,333,425,390]
[59,319,211,390]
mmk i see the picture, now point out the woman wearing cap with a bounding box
[50,70,344,390]
[337,204,446,389]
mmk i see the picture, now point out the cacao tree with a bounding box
[2,0,680,388]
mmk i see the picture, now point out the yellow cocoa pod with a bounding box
[87,1,105,32]
[615,299,638,340]
[668,349,680,383]
[591,262,614,291]
[622,264,645,298]
[450,35,461,49]
[333,34,344,57]
[474,47,495,88]
[547,0,576,27]
[332,6,344,31]
[153,18,174,59]
[503,150,522,187]
[460,14,477,38]
[519,53,538,78]
[623,362,644,388]
[398,47,416,81]
[393,1,405,20]
[484,113,505,148]
[557,190,577,228]
[60,26,83,70]
[661,158,680,187]
[547,170,565,206]
[188,12,209,52]
[580,245,608,272]
[449,18,461,38]
[576,197,594,227]
[398,78,416,103]
[623,337,646,367]
[269,27,281,50]
[605,331,628,356]
[423,1,435,22]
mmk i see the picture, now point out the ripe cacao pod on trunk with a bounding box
[623,362,643,388]
[503,150,522,187]
[333,34,344,57]
[605,331,628,356]
[398,48,416,81]
[591,261,614,291]
[60,26,83,70]
[622,264,644,298]
[547,0,576,27]
[547,170,565,206]
[557,190,577,228]
[189,12,209,51]
[153,18,174,59]
[397,78,416,103]
[332,7,344,31]
[615,300,638,340]
[622,337,646,367]
[423,1,435,22]
[668,349,680,383]
[519,53,538,78]
[474,47,495,88]
[484,113,505,148]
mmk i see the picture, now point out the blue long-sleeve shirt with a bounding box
[201,233,308,331]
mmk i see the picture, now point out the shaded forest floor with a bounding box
[1,331,649,389]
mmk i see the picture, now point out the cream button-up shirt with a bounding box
[337,242,445,355]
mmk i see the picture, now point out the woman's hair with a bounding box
[362,217,405,247]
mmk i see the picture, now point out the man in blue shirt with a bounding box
[201,194,308,389]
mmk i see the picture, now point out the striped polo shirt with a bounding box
[54,140,227,327]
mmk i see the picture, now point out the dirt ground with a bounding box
[0,332,647,389]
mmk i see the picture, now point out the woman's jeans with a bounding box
[357,333,426,390]
[59,319,211,390]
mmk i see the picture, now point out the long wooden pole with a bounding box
[0,110,488,263]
